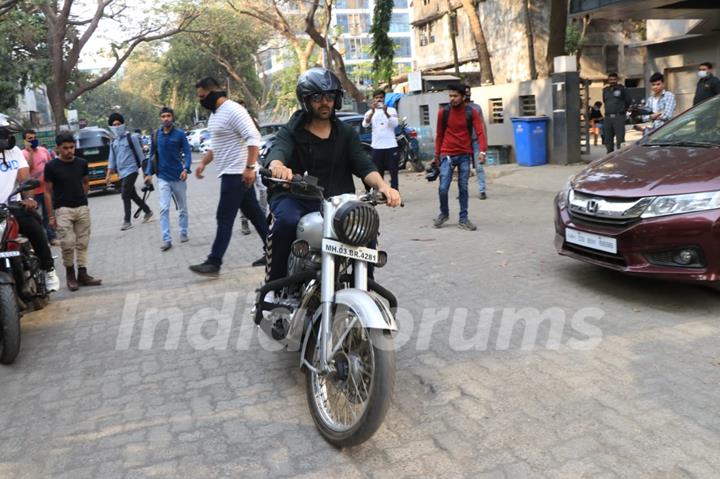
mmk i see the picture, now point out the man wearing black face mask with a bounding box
[189,77,267,276]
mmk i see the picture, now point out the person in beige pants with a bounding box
[44,132,102,291]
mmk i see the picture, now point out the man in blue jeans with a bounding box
[464,86,488,199]
[144,107,191,251]
[432,84,487,231]
[189,78,267,276]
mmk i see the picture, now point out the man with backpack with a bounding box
[464,85,488,199]
[144,107,192,251]
[432,84,487,231]
[106,112,153,230]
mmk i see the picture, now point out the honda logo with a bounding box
[586,200,599,214]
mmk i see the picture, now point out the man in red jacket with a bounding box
[433,84,487,231]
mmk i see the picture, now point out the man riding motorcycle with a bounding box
[264,68,401,287]
[0,114,60,292]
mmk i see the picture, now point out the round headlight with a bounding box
[332,201,380,246]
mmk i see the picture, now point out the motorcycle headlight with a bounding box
[333,201,380,246]
[641,191,720,218]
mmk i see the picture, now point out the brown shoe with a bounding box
[66,266,79,292]
[77,267,102,286]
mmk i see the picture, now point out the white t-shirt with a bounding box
[363,107,399,150]
[207,100,261,177]
[0,147,29,203]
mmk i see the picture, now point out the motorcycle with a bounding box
[255,170,398,447]
[362,118,424,173]
[0,178,49,365]
[626,100,654,125]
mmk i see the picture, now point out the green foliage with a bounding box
[369,0,394,87]
[0,7,51,111]
[266,51,302,118]
[565,22,582,55]
[69,79,159,130]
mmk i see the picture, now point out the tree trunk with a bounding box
[459,0,494,84]
[523,0,538,80]
[47,83,67,132]
[546,0,568,74]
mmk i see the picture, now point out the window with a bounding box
[419,22,435,46]
[450,13,459,37]
[489,98,504,124]
[420,105,430,125]
[519,95,536,116]
[605,45,619,75]
[336,13,371,35]
[342,38,371,60]
[389,13,410,32]
[422,0,430,5]
[336,0,369,8]
[393,37,411,58]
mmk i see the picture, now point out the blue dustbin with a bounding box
[511,116,549,166]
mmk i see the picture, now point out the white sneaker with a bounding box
[45,268,60,293]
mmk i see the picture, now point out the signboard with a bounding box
[408,71,423,92]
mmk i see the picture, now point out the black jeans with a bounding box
[372,147,400,190]
[207,174,268,266]
[604,114,626,153]
[14,207,53,271]
[121,172,150,222]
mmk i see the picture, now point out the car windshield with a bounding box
[644,95,720,147]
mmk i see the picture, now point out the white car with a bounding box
[188,128,210,151]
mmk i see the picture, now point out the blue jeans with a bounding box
[157,178,188,244]
[438,154,471,221]
[207,174,268,266]
[266,196,321,282]
[35,192,56,241]
[472,145,486,194]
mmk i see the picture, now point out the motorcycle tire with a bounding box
[306,323,395,448]
[0,283,21,365]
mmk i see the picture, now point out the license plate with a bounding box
[83,149,100,155]
[565,228,617,254]
[322,238,378,263]
[0,251,20,258]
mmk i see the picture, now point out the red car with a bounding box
[555,95,720,283]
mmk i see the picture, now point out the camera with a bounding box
[141,182,154,193]
[425,164,440,182]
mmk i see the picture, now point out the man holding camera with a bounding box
[362,89,400,190]
[144,107,192,252]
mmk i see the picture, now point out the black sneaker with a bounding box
[189,262,220,276]
[251,256,267,267]
[433,215,449,228]
[479,192,487,200]
[241,219,251,236]
[458,219,478,231]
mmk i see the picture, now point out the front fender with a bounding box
[299,288,397,369]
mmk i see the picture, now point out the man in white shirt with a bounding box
[0,114,59,291]
[363,90,400,190]
[189,77,267,276]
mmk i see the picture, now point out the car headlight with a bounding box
[641,191,720,218]
[557,178,573,209]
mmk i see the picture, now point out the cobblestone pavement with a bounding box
[2,161,720,479]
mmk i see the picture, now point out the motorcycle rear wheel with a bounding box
[0,283,21,365]
[306,309,395,448]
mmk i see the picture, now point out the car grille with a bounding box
[565,244,627,267]
[569,190,651,229]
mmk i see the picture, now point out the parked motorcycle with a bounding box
[255,170,398,447]
[626,100,654,125]
[0,178,49,365]
[362,118,424,172]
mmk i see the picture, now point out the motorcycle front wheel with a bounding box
[0,283,21,365]
[306,309,395,447]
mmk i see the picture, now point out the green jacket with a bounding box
[266,110,377,198]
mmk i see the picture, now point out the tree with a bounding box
[0,0,19,16]
[37,0,198,130]
[369,0,394,87]
[460,0,494,84]
[0,6,49,111]
[227,0,316,73]
[522,0,538,80]
[546,0,568,74]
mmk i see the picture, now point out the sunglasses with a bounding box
[308,92,337,103]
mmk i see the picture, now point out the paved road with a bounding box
[2,162,720,478]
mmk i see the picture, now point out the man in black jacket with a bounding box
[602,72,630,153]
[264,68,401,284]
[693,62,720,106]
